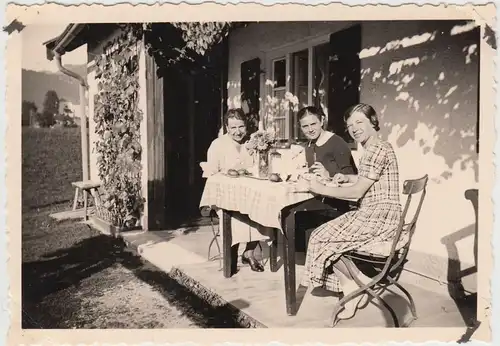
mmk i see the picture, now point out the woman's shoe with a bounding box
[242,255,264,272]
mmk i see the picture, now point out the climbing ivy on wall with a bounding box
[92,22,234,227]
[93,25,144,228]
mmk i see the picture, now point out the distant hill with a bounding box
[22,64,87,110]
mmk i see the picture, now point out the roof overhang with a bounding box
[42,22,250,62]
[43,24,88,61]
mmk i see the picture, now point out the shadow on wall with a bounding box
[440,188,478,325]
[359,20,479,183]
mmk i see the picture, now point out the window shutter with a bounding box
[240,57,261,133]
[328,24,362,146]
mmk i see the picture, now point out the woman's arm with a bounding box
[342,174,358,184]
[308,175,375,201]
[201,140,221,177]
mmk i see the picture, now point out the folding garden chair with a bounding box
[330,174,429,328]
[200,206,223,269]
[201,206,266,272]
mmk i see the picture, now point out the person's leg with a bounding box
[242,241,264,272]
[331,257,371,319]
[243,241,259,255]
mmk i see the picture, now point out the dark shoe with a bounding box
[242,255,264,272]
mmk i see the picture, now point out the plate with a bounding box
[242,174,268,181]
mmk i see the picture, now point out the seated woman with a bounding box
[300,103,403,320]
[293,106,359,250]
[201,108,269,272]
[297,106,357,179]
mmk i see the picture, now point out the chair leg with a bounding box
[207,216,222,269]
[72,187,79,211]
[331,258,399,327]
[388,277,418,326]
[208,235,217,259]
[83,190,88,221]
[331,286,367,327]
[364,286,400,327]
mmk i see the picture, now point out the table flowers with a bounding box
[246,128,277,178]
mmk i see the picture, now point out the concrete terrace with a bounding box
[73,214,477,330]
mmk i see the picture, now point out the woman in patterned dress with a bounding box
[300,103,402,320]
[201,108,269,272]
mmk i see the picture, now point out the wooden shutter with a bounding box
[328,24,362,146]
[240,57,261,133]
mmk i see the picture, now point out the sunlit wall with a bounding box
[227,20,479,288]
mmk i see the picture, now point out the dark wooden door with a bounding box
[163,68,191,227]
[162,52,226,227]
[328,24,362,146]
[192,70,223,210]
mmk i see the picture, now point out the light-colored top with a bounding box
[200,134,255,178]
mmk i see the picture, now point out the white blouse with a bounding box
[200,134,254,178]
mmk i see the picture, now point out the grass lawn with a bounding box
[22,127,82,211]
[22,126,91,267]
[21,127,241,328]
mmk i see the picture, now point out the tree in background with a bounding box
[41,90,60,126]
[22,100,37,126]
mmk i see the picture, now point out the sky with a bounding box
[22,24,87,72]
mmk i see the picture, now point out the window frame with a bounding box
[263,34,330,145]
[271,57,288,140]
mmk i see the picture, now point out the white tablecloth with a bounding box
[199,174,314,230]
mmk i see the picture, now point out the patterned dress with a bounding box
[301,138,402,292]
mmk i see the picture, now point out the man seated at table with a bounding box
[200,108,270,272]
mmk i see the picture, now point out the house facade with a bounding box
[227,20,480,292]
[45,20,480,292]
[59,99,77,118]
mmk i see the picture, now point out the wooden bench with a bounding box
[71,180,102,221]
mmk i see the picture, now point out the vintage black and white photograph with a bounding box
[7,2,495,344]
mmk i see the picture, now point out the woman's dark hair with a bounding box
[224,108,247,126]
[297,106,325,122]
[344,103,380,131]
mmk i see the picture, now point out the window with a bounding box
[266,40,331,144]
[271,58,287,141]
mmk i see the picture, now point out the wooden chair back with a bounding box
[382,174,429,275]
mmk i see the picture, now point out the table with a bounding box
[199,174,351,315]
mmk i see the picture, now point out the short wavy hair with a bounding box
[224,108,247,126]
[344,103,380,131]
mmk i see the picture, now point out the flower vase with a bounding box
[256,150,270,178]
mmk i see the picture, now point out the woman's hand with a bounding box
[295,174,311,192]
[332,173,349,185]
[310,161,330,179]
[307,175,326,195]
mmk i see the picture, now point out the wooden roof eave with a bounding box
[43,24,88,61]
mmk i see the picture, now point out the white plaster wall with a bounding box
[227,21,479,288]
[227,21,354,108]
[87,66,99,182]
[359,21,479,285]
